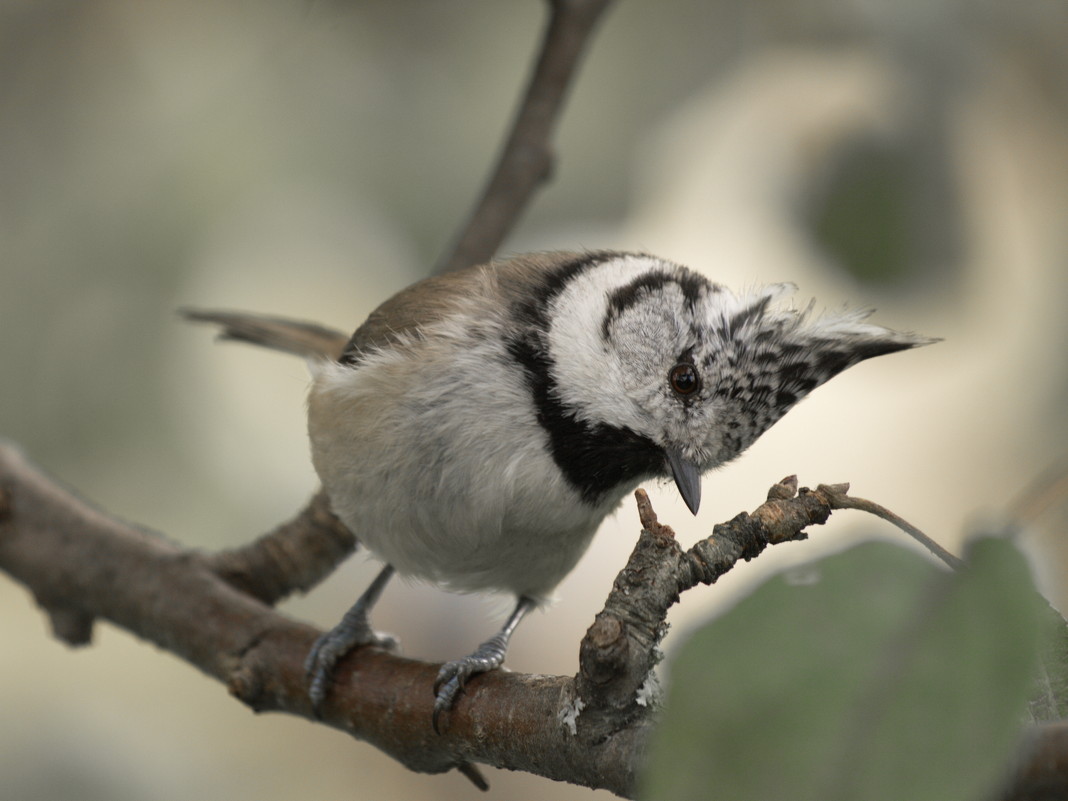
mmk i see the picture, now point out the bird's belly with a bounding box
[307,345,631,599]
[325,444,621,599]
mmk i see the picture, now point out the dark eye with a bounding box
[669,363,700,396]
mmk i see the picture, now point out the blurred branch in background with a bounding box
[434,0,613,275]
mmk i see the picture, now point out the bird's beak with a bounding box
[665,448,702,515]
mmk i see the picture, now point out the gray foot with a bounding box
[305,564,397,714]
[305,620,397,714]
[432,631,510,732]
[431,596,535,731]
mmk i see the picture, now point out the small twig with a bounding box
[456,762,490,793]
[576,476,966,739]
[820,484,963,570]
[576,477,831,736]
[433,0,615,275]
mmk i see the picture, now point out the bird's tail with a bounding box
[181,309,349,362]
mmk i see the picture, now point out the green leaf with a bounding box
[641,538,1044,801]
[1027,606,1068,722]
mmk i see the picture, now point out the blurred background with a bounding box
[2,1,1066,798]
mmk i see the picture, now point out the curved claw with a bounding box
[431,642,507,733]
[432,673,463,733]
[430,597,535,732]
[305,627,398,716]
[304,565,398,715]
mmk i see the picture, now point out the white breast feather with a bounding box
[307,316,616,600]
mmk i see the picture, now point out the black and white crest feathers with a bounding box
[696,285,934,457]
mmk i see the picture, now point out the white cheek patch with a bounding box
[546,255,693,435]
[610,292,692,391]
[548,254,664,354]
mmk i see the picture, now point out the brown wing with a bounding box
[186,252,596,365]
[340,251,585,364]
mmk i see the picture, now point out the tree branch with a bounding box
[206,489,356,606]
[1,444,861,795]
[0,442,638,791]
[576,477,834,736]
[433,0,615,275]
[7,441,1056,796]
[819,483,964,570]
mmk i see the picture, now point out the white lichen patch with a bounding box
[636,670,663,709]
[559,695,586,736]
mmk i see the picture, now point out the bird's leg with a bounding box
[305,564,397,713]
[432,595,536,731]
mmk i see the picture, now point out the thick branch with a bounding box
[433,0,615,274]
[0,442,643,794]
[8,445,1055,797]
[206,489,356,606]
[0,448,835,795]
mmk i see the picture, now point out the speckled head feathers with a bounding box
[519,252,933,507]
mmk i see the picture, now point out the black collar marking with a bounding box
[507,252,667,506]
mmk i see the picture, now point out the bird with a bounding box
[186,249,933,727]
